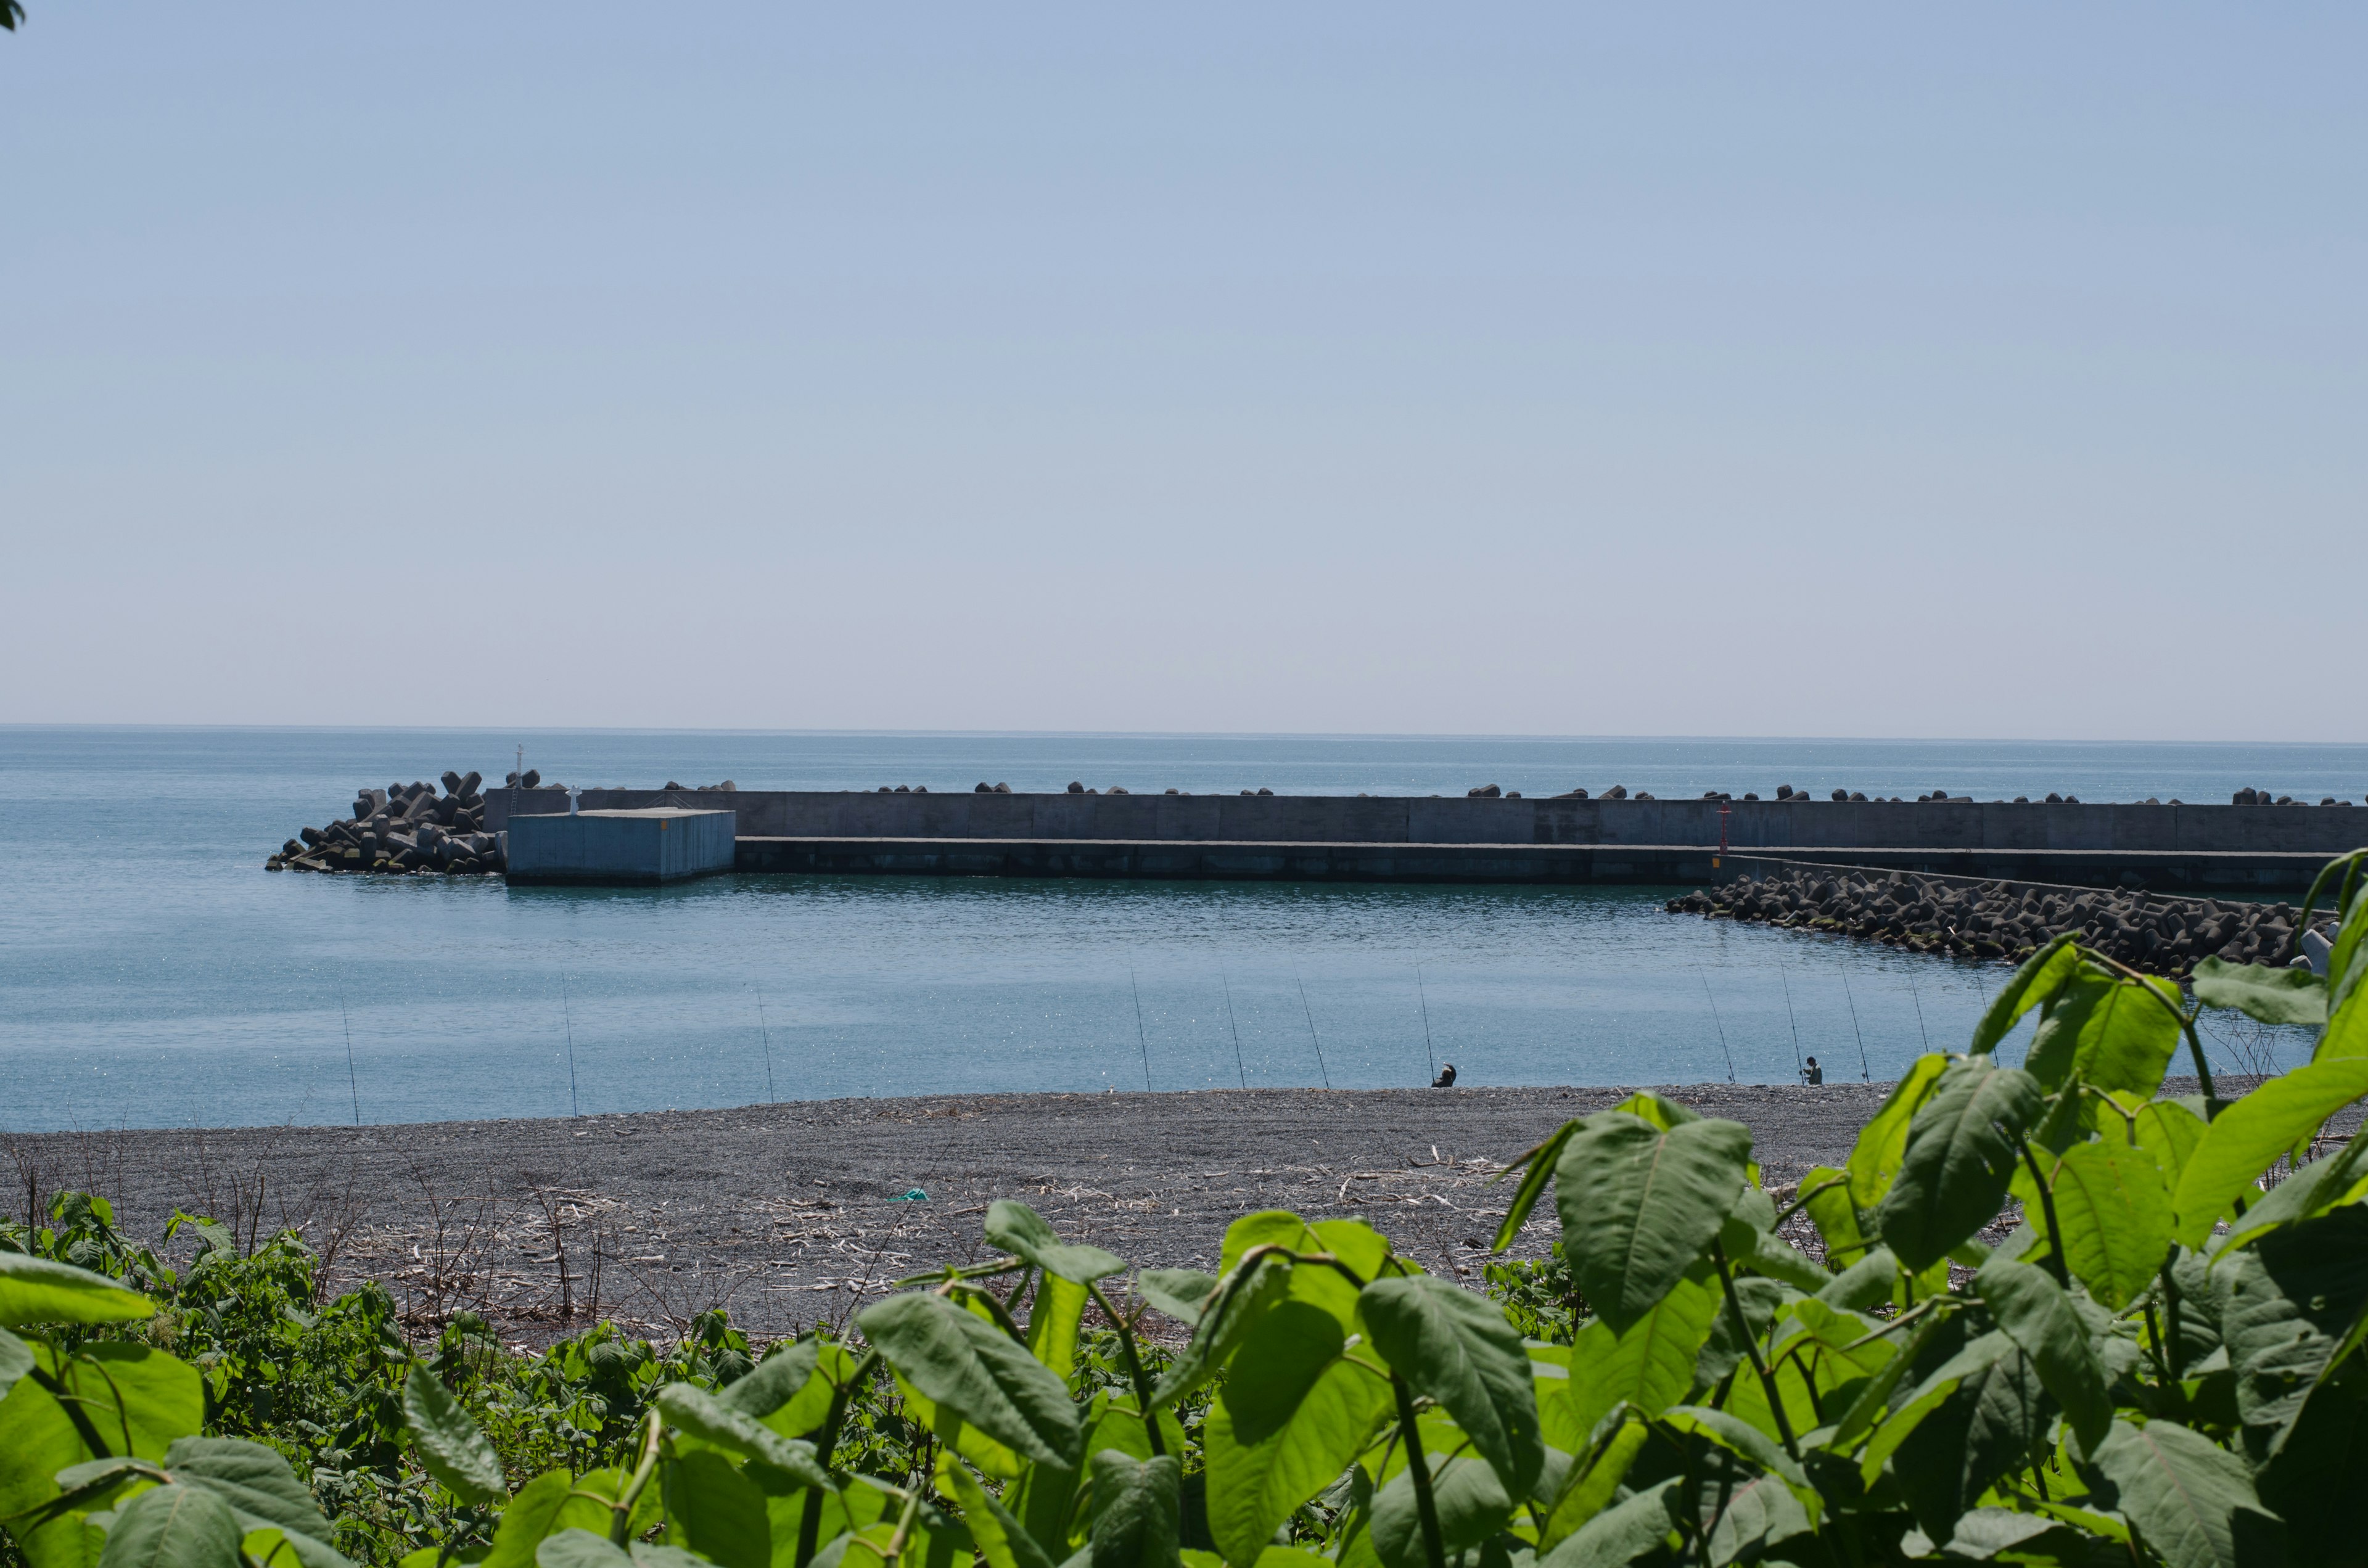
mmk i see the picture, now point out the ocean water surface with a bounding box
[4,728,2356,1131]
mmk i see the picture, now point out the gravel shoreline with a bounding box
[0,1078,2301,1344]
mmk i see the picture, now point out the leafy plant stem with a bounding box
[2158,1263,2185,1382]
[1710,1238,1800,1461]
[2012,1131,2073,1288]
[611,1410,662,1546]
[1391,1373,1447,1568]
[881,1488,923,1568]
[1771,1174,1849,1231]
[796,1346,884,1568]
[1087,1280,1166,1456]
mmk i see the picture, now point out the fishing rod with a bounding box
[754,983,777,1103]
[1296,972,1331,1090]
[1840,966,1870,1081]
[561,973,580,1117]
[1416,964,1437,1083]
[1698,966,1736,1082]
[1129,966,1152,1091]
[338,985,361,1126]
[1220,969,1246,1090]
[1778,964,1804,1080]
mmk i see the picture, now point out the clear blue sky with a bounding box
[4,5,2361,739]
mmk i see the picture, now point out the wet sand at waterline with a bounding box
[4,1078,2319,1343]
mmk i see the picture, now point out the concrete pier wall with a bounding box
[488,788,2367,857]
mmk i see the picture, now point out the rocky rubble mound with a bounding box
[1666,864,2312,978]
[268,770,506,876]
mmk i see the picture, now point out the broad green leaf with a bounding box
[759,1340,860,1442]
[1369,1455,1513,1568]
[95,1484,243,1568]
[1026,1273,1089,1382]
[1555,1112,1753,1334]
[1137,1269,1217,1324]
[1214,1212,1387,1332]
[2193,958,2328,1028]
[717,1340,818,1419]
[1794,1167,1871,1266]
[1705,1471,1812,1567]
[985,1202,1125,1284]
[1815,1247,1901,1313]
[1204,1355,1388,1567]
[2209,1207,2368,1445]
[159,1439,347,1568]
[658,1450,766,1568]
[1569,1260,1719,1432]
[1220,1301,1343,1445]
[2252,1370,2368,1567]
[1845,1054,1952,1212]
[1886,1332,2048,1537]
[0,1374,94,1566]
[1491,1120,1580,1252]
[1087,1451,1180,1568]
[2173,1057,2368,1246]
[1695,1275,1786,1394]
[0,1326,33,1402]
[1534,1477,1680,1568]
[2133,1097,2211,1196]
[894,1365,1027,1481]
[2013,1138,2173,1310]
[1537,1416,1646,1551]
[2317,958,2368,1062]
[654,1384,829,1487]
[1359,1275,1544,1495]
[1604,1091,1701,1130]
[2087,1419,2280,1568]
[0,1254,152,1328]
[1717,1216,1825,1295]
[858,1291,1083,1469]
[1976,1260,2111,1451]
[401,1369,505,1506]
[535,1532,632,1568]
[549,1467,662,1548]
[1970,935,2082,1056]
[1149,1255,1291,1406]
[2211,1136,2368,1258]
[1873,1059,2042,1272]
[481,1471,575,1568]
[37,1342,205,1461]
[2027,968,2184,1097]
[935,1456,1055,1568]
[1662,1406,1805,1490]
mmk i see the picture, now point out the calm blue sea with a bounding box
[4,728,2359,1132]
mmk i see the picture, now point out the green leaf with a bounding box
[1490,1121,1580,1253]
[1885,1332,2049,1538]
[857,1291,1083,1469]
[1704,1471,1811,1567]
[1369,1455,1513,1568]
[1358,1275,1544,1495]
[1606,1091,1703,1129]
[717,1340,818,1419]
[0,1326,32,1403]
[36,1341,205,1460]
[1815,1247,1902,1313]
[1149,1255,1291,1407]
[0,1254,152,1328]
[654,1383,829,1487]
[1844,1054,1952,1212]
[1534,1477,1680,1568]
[95,1484,244,1568]
[2210,1136,2368,1258]
[2013,1138,2173,1310]
[1695,1275,1786,1394]
[1537,1416,1646,1551]
[2133,1097,2211,1197]
[2252,1368,2368,1567]
[2173,1057,2368,1247]
[1219,1301,1344,1445]
[2194,957,2328,1028]
[1568,1260,1719,1433]
[1026,1273,1090,1382]
[2210,1207,2368,1447]
[1087,1451,1180,1568]
[1971,935,2083,1056]
[659,1449,767,1568]
[402,1368,505,1506]
[1716,1216,1825,1295]
[759,1341,861,1442]
[1135,1270,1219,1324]
[481,1471,575,1568]
[534,1532,632,1568]
[2027,967,2184,1097]
[1204,1353,1389,1566]
[1976,1258,2113,1451]
[1555,1112,1753,1334]
[1794,1167,1871,1267]
[985,1202,1126,1285]
[937,1455,1056,1568]
[1662,1406,1804,1490]
[1873,1059,2043,1272]
[0,1374,93,1566]
[159,1438,347,1567]
[2086,1419,2281,1568]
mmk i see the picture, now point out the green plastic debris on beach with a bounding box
[892,1188,929,1202]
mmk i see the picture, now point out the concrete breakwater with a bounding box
[1667,860,2319,979]
[269,770,510,876]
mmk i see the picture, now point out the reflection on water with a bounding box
[2,727,2338,1130]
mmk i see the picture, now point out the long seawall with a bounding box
[485,790,2363,890]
